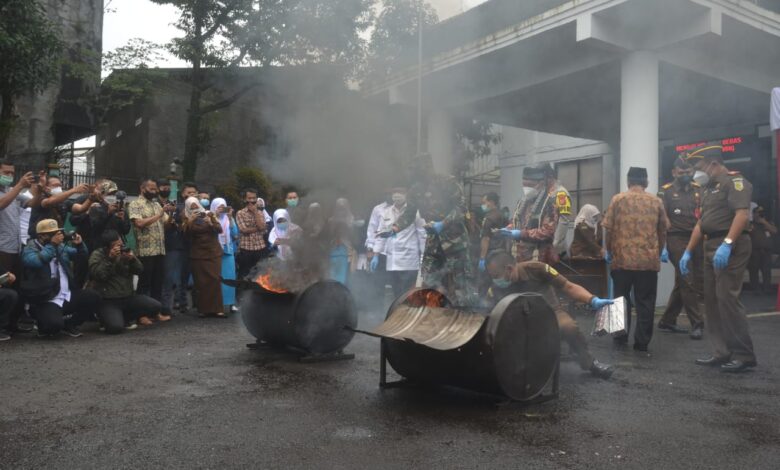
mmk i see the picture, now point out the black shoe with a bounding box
[633,343,649,352]
[10,324,34,333]
[62,326,82,338]
[0,331,10,341]
[658,322,689,334]
[689,327,703,340]
[589,360,614,379]
[695,356,729,367]
[720,360,757,373]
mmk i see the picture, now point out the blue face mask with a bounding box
[276,222,289,231]
[492,278,512,289]
[200,199,210,208]
[481,204,489,213]
[287,199,298,208]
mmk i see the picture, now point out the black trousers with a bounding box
[388,270,418,299]
[237,249,268,280]
[100,295,162,334]
[137,255,166,312]
[0,251,24,329]
[31,289,101,335]
[0,287,19,332]
[611,270,658,347]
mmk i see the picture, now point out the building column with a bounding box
[620,51,660,194]
[428,110,455,175]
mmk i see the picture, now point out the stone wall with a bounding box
[7,0,103,167]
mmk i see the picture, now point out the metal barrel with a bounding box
[382,289,560,401]
[241,280,357,354]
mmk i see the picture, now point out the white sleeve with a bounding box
[415,211,427,255]
[366,205,381,250]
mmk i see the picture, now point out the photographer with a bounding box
[161,181,197,314]
[70,179,131,251]
[21,219,100,337]
[89,230,163,331]
[28,176,90,238]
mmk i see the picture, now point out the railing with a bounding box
[14,167,140,195]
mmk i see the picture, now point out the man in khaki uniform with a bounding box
[657,157,704,339]
[485,250,614,379]
[681,145,756,373]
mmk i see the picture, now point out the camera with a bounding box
[115,190,127,210]
[121,247,132,254]
[63,230,76,242]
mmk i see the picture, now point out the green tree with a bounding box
[0,0,64,156]
[150,0,374,180]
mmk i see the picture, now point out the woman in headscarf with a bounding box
[210,198,239,314]
[268,209,302,261]
[302,202,327,239]
[183,196,225,318]
[569,204,604,260]
[327,198,358,285]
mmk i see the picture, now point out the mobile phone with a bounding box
[198,212,206,218]
[121,247,132,253]
[0,273,9,285]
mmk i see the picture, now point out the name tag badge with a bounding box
[673,208,681,215]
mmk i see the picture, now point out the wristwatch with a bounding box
[724,237,734,245]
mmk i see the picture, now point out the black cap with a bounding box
[535,162,556,178]
[627,167,648,179]
[523,166,546,180]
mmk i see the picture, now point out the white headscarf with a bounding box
[184,196,205,219]
[574,204,601,234]
[270,209,294,260]
[331,197,354,227]
[210,197,231,248]
[257,197,272,223]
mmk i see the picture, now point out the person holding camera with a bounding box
[28,176,90,238]
[70,179,131,255]
[21,219,100,337]
[129,179,173,321]
[182,197,224,318]
[89,230,164,331]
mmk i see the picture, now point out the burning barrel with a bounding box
[376,289,560,401]
[239,274,358,356]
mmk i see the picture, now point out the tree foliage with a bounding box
[0,0,64,156]
[214,166,281,209]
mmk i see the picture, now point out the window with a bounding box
[555,157,603,215]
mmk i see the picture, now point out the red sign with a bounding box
[675,136,744,154]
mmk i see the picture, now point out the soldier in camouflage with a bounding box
[392,154,476,307]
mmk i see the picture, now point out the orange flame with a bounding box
[407,290,445,308]
[256,273,289,294]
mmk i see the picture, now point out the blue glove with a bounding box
[679,250,692,276]
[604,251,613,265]
[661,247,670,263]
[713,243,732,271]
[369,255,379,272]
[478,258,486,272]
[590,297,614,310]
[497,228,522,240]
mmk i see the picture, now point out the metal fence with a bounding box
[14,167,140,195]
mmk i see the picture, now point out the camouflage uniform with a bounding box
[512,182,572,264]
[395,174,475,306]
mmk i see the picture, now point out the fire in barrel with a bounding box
[370,288,560,402]
[238,269,358,357]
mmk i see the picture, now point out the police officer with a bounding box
[485,250,614,379]
[500,164,572,264]
[393,154,476,307]
[680,145,756,373]
[657,156,704,339]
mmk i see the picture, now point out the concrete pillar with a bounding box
[428,110,455,175]
[620,51,659,194]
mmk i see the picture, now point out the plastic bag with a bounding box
[592,296,627,336]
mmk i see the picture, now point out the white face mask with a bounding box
[523,186,539,199]
[50,187,63,195]
[693,170,709,186]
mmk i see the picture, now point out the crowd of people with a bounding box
[0,141,769,376]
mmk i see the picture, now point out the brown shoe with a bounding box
[138,316,154,326]
[157,313,172,322]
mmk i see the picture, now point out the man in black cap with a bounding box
[680,145,756,372]
[657,156,704,339]
[500,164,572,265]
[602,167,669,352]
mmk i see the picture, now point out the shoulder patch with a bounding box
[734,179,744,191]
[555,191,571,215]
[545,264,559,277]
[661,183,673,189]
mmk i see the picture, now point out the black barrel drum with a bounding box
[241,280,357,354]
[380,289,560,401]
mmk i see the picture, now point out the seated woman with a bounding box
[88,229,164,331]
[569,204,604,260]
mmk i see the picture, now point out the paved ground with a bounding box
[1,298,779,469]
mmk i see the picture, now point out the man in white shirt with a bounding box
[365,193,392,303]
[378,188,426,298]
